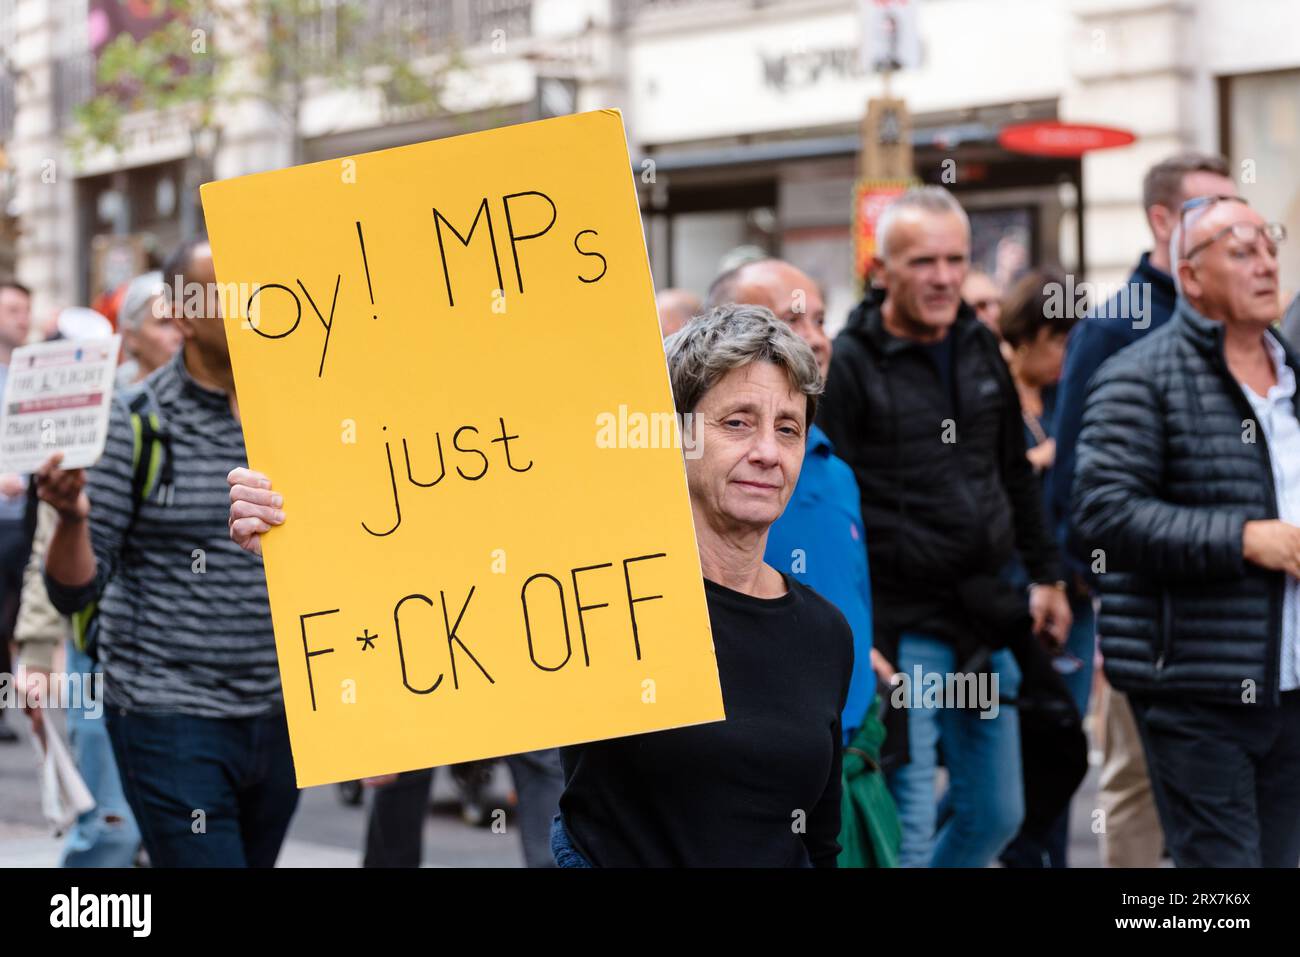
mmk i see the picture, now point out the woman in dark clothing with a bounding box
[996,269,1093,868]
[999,270,1073,480]
[228,304,852,868]
[997,271,1089,706]
[553,304,853,867]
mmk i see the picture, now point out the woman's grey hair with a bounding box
[664,303,823,423]
[876,186,970,259]
[119,270,165,332]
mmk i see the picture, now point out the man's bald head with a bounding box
[656,288,700,338]
[1178,199,1281,329]
[162,236,229,367]
[1182,197,1261,246]
[704,259,830,378]
[163,237,213,291]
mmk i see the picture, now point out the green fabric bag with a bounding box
[838,695,901,868]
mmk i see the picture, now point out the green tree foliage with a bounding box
[73,0,466,172]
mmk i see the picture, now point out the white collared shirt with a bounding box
[1241,333,1300,692]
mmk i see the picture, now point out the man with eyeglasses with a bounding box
[961,270,1004,339]
[1049,152,1236,868]
[1073,193,1299,867]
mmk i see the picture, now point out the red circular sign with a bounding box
[998,122,1136,158]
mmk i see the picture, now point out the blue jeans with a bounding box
[1057,597,1097,718]
[887,632,1024,867]
[550,814,592,868]
[106,709,300,867]
[61,641,140,867]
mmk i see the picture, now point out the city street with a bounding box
[3,0,1287,882]
[0,722,525,867]
[0,717,1106,868]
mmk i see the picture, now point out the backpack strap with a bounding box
[128,385,174,509]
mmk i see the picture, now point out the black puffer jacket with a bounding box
[819,289,1060,652]
[1073,301,1298,705]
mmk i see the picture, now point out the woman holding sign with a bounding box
[229,305,852,867]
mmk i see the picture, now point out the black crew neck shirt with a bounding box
[558,575,853,867]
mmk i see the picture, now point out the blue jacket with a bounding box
[765,424,875,742]
[1048,253,1177,572]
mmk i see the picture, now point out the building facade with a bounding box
[621,0,1300,330]
[1,0,1298,331]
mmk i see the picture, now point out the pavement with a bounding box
[0,708,1106,868]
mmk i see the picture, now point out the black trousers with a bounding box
[0,517,30,724]
[1130,691,1300,867]
[363,750,564,867]
[363,768,434,868]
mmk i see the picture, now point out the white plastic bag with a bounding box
[30,719,96,836]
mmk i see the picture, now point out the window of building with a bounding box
[1225,69,1300,306]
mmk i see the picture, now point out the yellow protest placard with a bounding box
[200,110,723,788]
